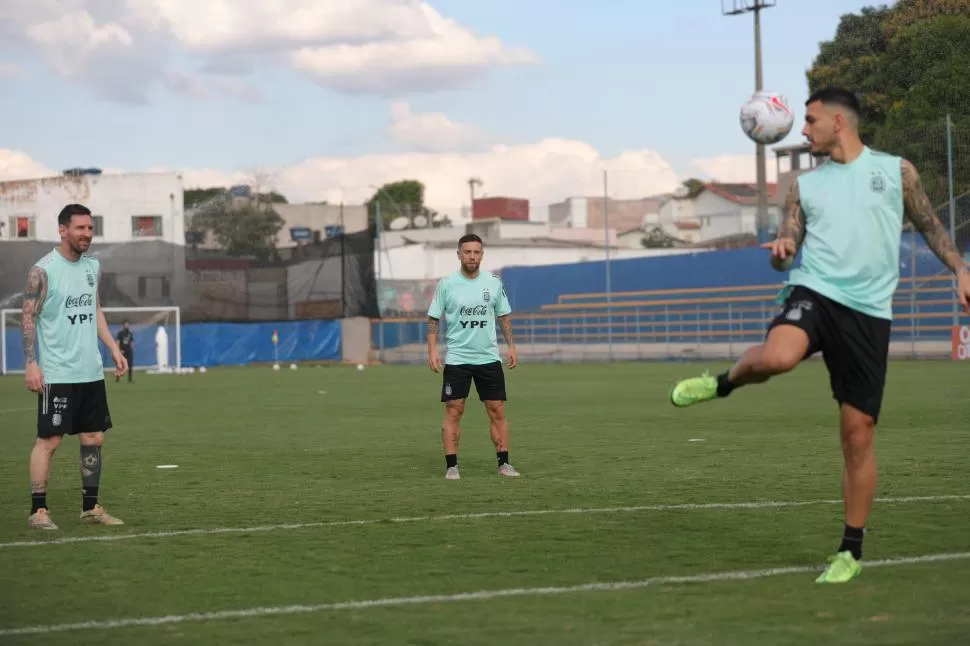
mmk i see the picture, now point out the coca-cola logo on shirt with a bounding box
[459,305,488,316]
[65,294,94,308]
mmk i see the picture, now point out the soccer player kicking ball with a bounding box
[23,204,128,530]
[427,234,520,480]
[669,87,970,583]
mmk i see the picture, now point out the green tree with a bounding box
[806,0,970,206]
[191,202,285,261]
[641,226,678,249]
[366,180,451,230]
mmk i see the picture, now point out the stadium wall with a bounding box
[2,320,342,372]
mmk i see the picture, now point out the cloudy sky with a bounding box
[0,0,874,211]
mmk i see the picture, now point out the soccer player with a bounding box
[669,87,970,583]
[116,320,134,383]
[427,233,520,480]
[23,203,129,530]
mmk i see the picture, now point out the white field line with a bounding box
[2,550,969,637]
[3,494,968,550]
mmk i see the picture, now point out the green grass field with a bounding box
[0,360,968,645]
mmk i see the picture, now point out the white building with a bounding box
[376,239,703,281]
[0,170,185,245]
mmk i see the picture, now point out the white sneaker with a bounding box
[498,463,520,477]
[445,466,460,480]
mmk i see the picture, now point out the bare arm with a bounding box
[777,180,806,249]
[21,267,48,366]
[427,317,440,353]
[497,315,514,348]
[901,159,968,275]
[95,271,120,353]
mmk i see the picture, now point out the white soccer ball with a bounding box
[199,367,207,374]
[273,363,280,371]
[290,363,297,371]
[739,91,795,145]
[357,363,365,371]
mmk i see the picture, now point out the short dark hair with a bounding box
[806,86,861,116]
[58,203,92,227]
[458,233,483,249]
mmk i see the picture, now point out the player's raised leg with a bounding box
[669,323,810,407]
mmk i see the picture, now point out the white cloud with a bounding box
[0,0,536,102]
[689,155,779,184]
[0,149,55,180]
[387,102,493,152]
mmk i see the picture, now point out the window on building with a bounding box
[92,215,104,237]
[137,275,170,300]
[131,215,163,238]
[8,216,36,239]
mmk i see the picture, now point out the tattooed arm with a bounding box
[497,315,517,368]
[901,159,967,276]
[22,266,48,392]
[777,179,806,250]
[427,317,443,372]
[762,180,804,270]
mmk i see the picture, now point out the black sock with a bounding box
[80,444,102,512]
[445,453,458,469]
[839,525,865,560]
[716,372,737,397]
[31,492,47,514]
[496,451,509,467]
[82,486,99,512]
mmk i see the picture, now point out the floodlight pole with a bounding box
[724,0,775,244]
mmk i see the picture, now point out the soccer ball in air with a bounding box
[739,91,795,145]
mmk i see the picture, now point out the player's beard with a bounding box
[461,261,479,274]
[69,236,91,255]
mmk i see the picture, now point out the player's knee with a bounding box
[79,431,104,446]
[35,436,61,453]
[840,412,875,457]
[484,401,505,420]
[759,346,801,374]
[445,400,465,418]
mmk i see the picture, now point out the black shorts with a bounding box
[441,362,507,402]
[37,380,113,438]
[768,286,892,422]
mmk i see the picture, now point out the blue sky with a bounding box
[0,0,878,207]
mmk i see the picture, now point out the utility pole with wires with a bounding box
[723,0,776,244]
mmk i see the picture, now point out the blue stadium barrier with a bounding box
[2,320,342,372]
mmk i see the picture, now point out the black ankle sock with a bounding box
[716,372,737,397]
[82,486,99,512]
[31,492,47,514]
[497,451,509,467]
[839,525,865,560]
[445,454,458,469]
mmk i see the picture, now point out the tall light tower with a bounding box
[723,0,775,243]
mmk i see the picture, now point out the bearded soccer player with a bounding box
[669,87,970,583]
[427,233,520,480]
[24,203,129,530]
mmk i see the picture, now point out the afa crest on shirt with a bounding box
[85,270,95,287]
[482,289,490,303]
[869,173,886,193]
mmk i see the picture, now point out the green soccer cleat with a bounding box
[669,372,719,408]
[815,551,862,584]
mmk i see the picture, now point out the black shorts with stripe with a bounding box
[37,380,113,438]
[441,362,507,402]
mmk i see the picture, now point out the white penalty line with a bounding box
[3,494,968,550]
[3,550,969,637]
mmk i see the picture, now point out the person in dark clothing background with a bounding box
[116,321,134,383]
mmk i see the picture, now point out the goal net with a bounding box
[1,306,181,376]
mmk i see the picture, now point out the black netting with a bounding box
[0,229,379,322]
